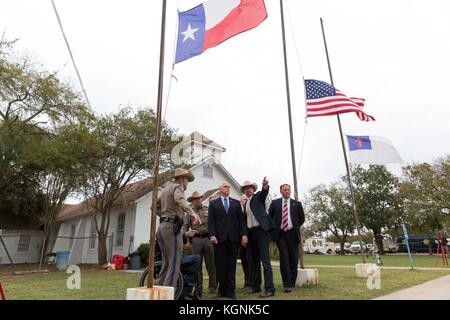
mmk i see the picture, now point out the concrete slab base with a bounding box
[296,268,319,287]
[355,263,379,278]
[126,286,174,300]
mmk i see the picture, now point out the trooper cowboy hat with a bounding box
[187,191,203,202]
[172,168,194,182]
[240,180,258,193]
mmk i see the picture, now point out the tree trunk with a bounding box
[375,234,384,255]
[97,234,108,265]
[340,241,345,255]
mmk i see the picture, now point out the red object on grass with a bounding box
[0,282,6,300]
[112,255,125,270]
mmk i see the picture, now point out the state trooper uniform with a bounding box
[185,191,217,295]
[156,168,196,288]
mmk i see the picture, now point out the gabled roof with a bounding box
[56,157,240,222]
[201,188,219,202]
[56,171,172,222]
[189,131,226,152]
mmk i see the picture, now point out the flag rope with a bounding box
[284,0,305,79]
[163,2,181,122]
[285,0,308,195]
[295,122,308,197]
[50,0,92,110]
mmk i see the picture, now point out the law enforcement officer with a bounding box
[185,191,217,296]
[156,168,201,288]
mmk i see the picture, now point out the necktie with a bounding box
[223,197,229,214]
[246,199,253,228]
[282,199,289,231]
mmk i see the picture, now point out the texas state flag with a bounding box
[346,135,403,165]
[175,0,267,64]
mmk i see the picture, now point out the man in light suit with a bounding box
[208,181,248,299]
[242,177,276,298]
[268,184,305,292]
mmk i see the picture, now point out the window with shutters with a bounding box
[116,212,126,247]
[17,234,31,252]
[203,165,213,178]
[89,221,96,249]
[69,224,76,249]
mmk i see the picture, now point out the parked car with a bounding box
[350,241,366,254]
[335,242,351,254]
[381,234,398,253]
[366,243,374,253]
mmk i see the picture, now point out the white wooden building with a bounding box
[52,132,243,265]
[0,214,45,265]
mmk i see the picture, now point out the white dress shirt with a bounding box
[282,197,293,230]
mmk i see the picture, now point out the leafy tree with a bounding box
[79,107,178,265]
[305,182,355,254]
[0,36,91,220]
[37,123,100,253]
[0,37,88,128]
[400,155,450,233]
[352,165,403,254]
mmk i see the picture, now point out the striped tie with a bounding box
[282,199,289,231]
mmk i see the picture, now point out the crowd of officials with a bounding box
[156,168,305,299]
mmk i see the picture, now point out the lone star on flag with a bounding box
[181,24,199,43]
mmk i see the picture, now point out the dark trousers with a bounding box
[239,245,250,287]
[276,229,299,288]
[191,237,217,293]
[248,227,274,293]
[214,240,239,296]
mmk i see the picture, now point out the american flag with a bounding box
[305,79,375,121]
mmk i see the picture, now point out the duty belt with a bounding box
[160,217,177,223]
[193,232,209,238]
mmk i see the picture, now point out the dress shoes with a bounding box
[259,291,275,298]
[247,287,261,294]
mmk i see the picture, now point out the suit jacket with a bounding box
[208,196,247,243]
[269,198,305,243]
[246,186,276,232]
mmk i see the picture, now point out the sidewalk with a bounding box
[304,264,450,271]
[267,260,450,271]
[374,275,450,300]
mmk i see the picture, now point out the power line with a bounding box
[50,0,92,110]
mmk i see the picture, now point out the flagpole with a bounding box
[320,17,366,264]
[279,0,305,269]
[148,0,168,288]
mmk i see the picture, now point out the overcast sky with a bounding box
[1,0,449,201]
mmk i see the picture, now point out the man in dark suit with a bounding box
[208,181,248,299]
[242,177,276,298]
[269,184,305,292]
[239,194,251,289]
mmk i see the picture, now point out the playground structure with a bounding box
[0,281,5,300]
[435,232,449,267]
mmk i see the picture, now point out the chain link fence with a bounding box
[0,230,117,267]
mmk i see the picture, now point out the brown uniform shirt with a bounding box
[184,205,209,236]
[157,182,195,220]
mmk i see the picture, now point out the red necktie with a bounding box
[282,199,289,231]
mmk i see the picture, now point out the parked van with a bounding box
[395,235,439,254]
[304,237,326,254]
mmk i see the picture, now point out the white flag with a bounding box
[346,135,403,165]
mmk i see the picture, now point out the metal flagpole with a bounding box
[319,17,366,263]
[279,0,305,269]
[147,0,168,288]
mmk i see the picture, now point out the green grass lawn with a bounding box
[303,253,450,268]
[1,262,449,300]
